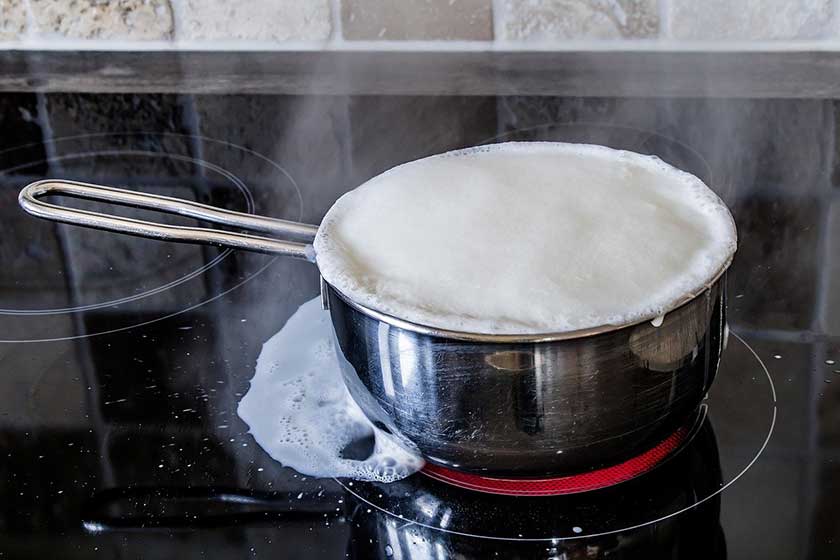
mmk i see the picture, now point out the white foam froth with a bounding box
[238,298,424,482]
[315,142,737,335]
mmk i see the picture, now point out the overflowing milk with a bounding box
[238,298,424,482]
[315,142,737,335]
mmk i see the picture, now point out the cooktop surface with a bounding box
[0,91,837,559]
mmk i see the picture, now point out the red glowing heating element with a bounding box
[420,427,689,496]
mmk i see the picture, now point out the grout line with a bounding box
[33,92,60,172]
[812,220,831,330]
[803,339,823,556]
[490,0,505,42]
[10,37,840,52]
[493,95,509,138]
[658,0,672,40]
[835,0,840,39]
[34,91,119,488]
[727,325,826,344]
[336,96,354,218]
[20,0,36,39]
[813,105,836,334]
[330,0,343,43]
[1,173,219,186]
[174,93,221,301]
[168,0,185,41]
[177,94,204,167]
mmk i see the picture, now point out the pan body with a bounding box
[326,279,726,478]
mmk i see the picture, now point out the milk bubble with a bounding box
[238,298,424,482]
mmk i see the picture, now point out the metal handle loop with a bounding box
[18,179,319,261]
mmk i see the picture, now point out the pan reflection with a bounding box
[79,416,724,560]
[344,416,725,559]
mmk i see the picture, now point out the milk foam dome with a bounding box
[315,142,737,335]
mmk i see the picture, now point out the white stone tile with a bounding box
[497,0,659,41]
[670,0,834,40]
[177,0,331,41]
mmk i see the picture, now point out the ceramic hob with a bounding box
[0,88,837,559]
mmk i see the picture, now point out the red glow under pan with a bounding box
[420,426,690,496]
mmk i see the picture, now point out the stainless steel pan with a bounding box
[19,179,730,478]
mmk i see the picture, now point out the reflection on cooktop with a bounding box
[0,132,302,342]
[338,333,774,543]
[348,416,726,559]
[79,418,726,558]
[75,309,774,560]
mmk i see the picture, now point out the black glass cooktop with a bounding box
[0,91,838,559]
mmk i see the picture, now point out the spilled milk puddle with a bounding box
[238,298,423,482]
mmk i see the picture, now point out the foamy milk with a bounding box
[315,142,737,335]
[238,298,424,482]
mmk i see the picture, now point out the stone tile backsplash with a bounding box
[0,0,836,46]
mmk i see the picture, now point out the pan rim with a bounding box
[324,256,732,343]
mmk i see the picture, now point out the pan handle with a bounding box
[18,179,319,261]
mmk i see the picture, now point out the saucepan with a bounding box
[18,177,730,478]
